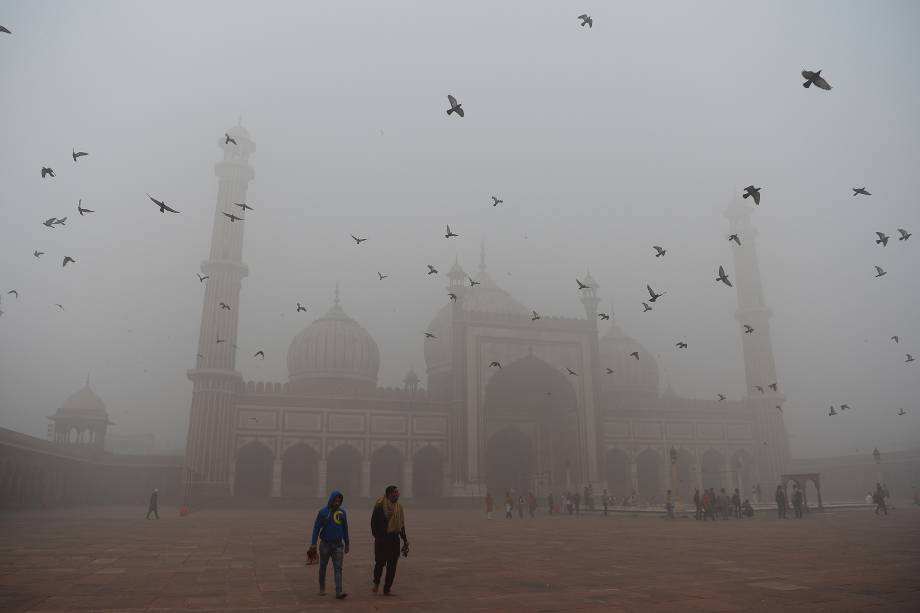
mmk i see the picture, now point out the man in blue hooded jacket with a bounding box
[308,490,350,599]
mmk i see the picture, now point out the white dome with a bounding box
[57,381,109,420]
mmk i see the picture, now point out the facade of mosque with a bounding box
[184,126,790,503]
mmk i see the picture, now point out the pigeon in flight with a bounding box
[445,225,458,238]
[33,250,44,258]
[755,385,765,394]
[0,25,11,34]
[875,232,890,247]
[598,312,610,320]
[446,95,464,117]
[296,303,307,312]
[62,256,76,267]
[77,199,94,216]
[566,368,578,376]
[489,361,502,369]
[576,278,590,290]
[219,302,231,310]
[642,302,652,313]
[234,202,255,211]
[72,149,88,162]
[377,272,388,280]
[42,218,57,228]
[7,290,18,299]
[606,367,614,374]
[53,217,67,226]
[907,354,915,363]
[254,351,264,359]
[216,337,225,344]
[891,335,898,343]
[468,276,480,287]
[147,194,179,213]
[874,266,887,278]
[578,14,593,28]
[852,187,871,196]
[828,406,837,416]
[424,332,437,339]
[224,133,237,145]
[647,284,666,302]
[897,228,912,241]
[801,69,832,90]
[676,341,688,349]
[653,245,666,257]
[728,234,741,245]
[743,324,754,334]
[629,351,639,360]
[898,408,906,416]
[839,404,850,411]
[351,234,367,245]
[769,383,778,391]
[197,274,208,283]
[742,185,762,205]
[716,265,733,287]
[491,196,503,206]
[55,304,64,310]
[223,212,243,223]
[531,310,541,321]
[427,265,438,275]
[717,394,726,401]
[41,167,55,178]
[448,293,457,302]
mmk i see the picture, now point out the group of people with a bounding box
[485,485,620,519]
[693,487,755,520]
[307,485,409,600]
[773,483,807,518]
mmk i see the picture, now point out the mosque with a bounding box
[183,124,790,503]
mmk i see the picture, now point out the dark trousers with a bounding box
[777,504,786,519]
[146,507,159,519]
[374,536,400,593]
[694,503,702,520]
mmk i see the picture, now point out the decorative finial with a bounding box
[479,240,486,273]
[334,281,340,306]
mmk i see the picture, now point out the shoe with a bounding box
[372,583,379,594]
[383,590,392,596]
[318,589,326,596]
[336,593,347,599]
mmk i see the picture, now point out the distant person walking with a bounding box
[602,488,610,516]
[573,491,581,515]
[517,494,525,519]
[485,492,494,520]
[309,490,350,599]
[775,485,788,519]
[146,489,159,520]
[791,485,804,518]
[873,483,888,516]
[732,488,742,519]
[527,492,537,518]
[371,485,409,596]
[547,492,555,515]
[665,489,675,519]
[504,493,514,519]
[693,488,702,521]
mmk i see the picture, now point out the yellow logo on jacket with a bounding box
[332,510,344,525]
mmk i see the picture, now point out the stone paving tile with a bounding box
[0,506,919,611]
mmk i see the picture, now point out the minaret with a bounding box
[184,121,256,498]
[725,201,789,486]
[579,270,602,484]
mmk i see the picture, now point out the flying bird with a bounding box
[898,408,906,416]
[840,404,850,411]
[875,232,889,247]
[424,332,437,339]
[296,303,307,312]
[254,351,264,359]
[578,14,593,28]
[234,202,254,211]
[755,386,765,394]
[55,304,64,310]
[630,351,639,360]
[576,278,590,290]
[468,276,480,287]
[72,149,88,162]
[53,217,66,226]
[216,337,225,344]
[769,383,778,391]
[566,368,578,376]
[907,354,915,363]
[445,224,458,238]
[62,256,75,267]
[7,290,18,299]
[225,133,237,145]
[147,194,179,213]
[728,234,741,245]
[33,250,44,258]
[890,335,898,343]
[0,25,11,34]
[489,361,502,369]
[828,406,837,416]
[801,69,832,90]
[653,245,666,257]
[897,228,911,241]
[874,266,886,278]
[351,234,367,244]
[716,265,733,287]
[377,272,388,280]
[676,342,688,349]
[77,199,94,215]
[642,302,652,313]
[448,293,457,302]
[197,274,208,283]
[427,265,438,275]
[223,212,243,222]
[41,167,55,178]
[531,310,541,321]
[744,324,754,334]
[742,185,762,205]
[852,187,871,196]
[491,196,503,206]
[776,405,783,413]
[42,218,57,228]
[446,94,464,117]
[647,284,665,302]
[717,394,726,401]
[598,312,610,320]
[605,367,614,374]
[219,302,231,310]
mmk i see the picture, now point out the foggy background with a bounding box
[1,0,918,458]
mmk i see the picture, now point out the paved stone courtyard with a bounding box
[1,505,918,612]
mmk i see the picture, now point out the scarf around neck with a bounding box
[377,496,405,533]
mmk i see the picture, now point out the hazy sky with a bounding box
[1,1,918,458]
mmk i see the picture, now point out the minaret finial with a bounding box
[334,281,340,306]
[479,241,486,273]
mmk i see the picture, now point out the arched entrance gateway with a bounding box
[234,442,273,498]
[370,445,403,497]
[412,446,444,499]
[482,355,579,497]
[281,443,318,498]
[326,444,362,498]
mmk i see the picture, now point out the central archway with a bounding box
[281,444,318,498]
[234,442,273,499]
[326,444,362,499]
[482,355,580,496]
[370,445,403,498]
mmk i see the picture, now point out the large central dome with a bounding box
[287,287,380,394]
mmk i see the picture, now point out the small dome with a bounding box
[403,368,420,387]
[598,319,659,398]
[56,380,109,420]
[287,290,380,390]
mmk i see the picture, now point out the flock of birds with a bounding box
[0,16,913,423]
